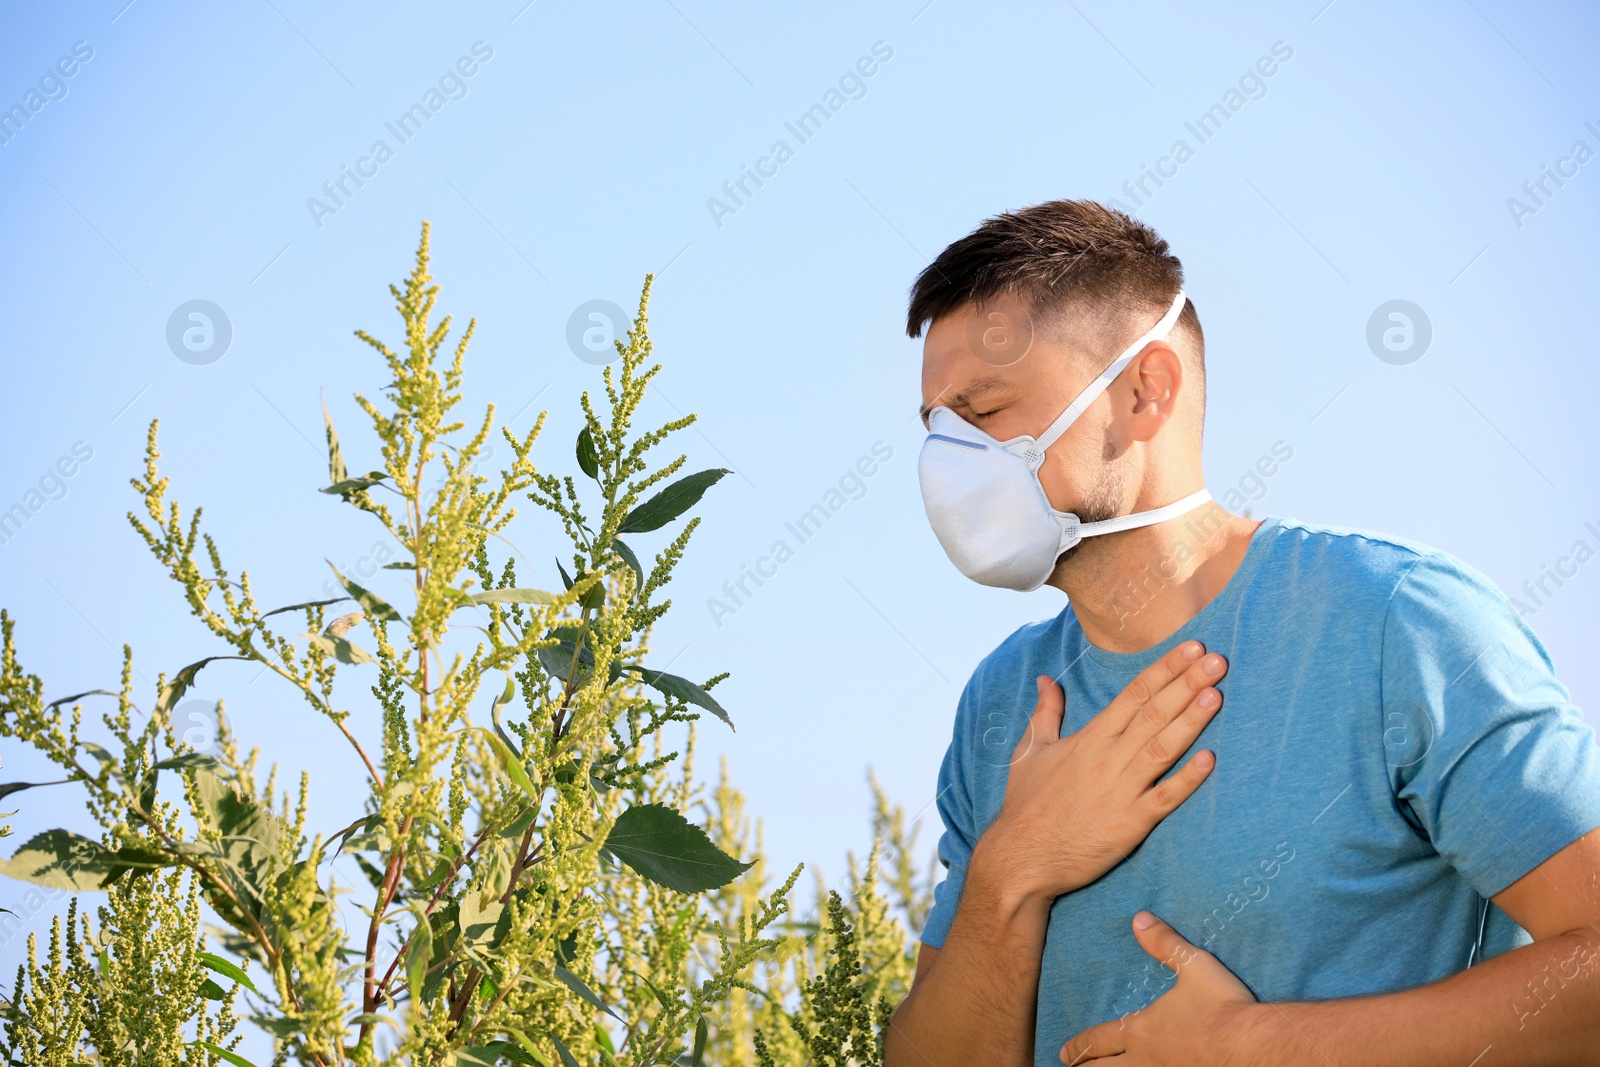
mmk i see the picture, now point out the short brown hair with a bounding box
[904,199,1202,366]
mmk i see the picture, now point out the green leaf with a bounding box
[156,656,246,718]
[480,842,513,902]
[474,728,539,801]
[500,805,538,842]
[536,627,621,691]
[691,1014,708,1067]
[325,560,404,623]
[189,769,288,913]
[321,473,386,497]
[382,561,416,570]
[0,830,111,889]
[0,780,68,802]
[259,596,349,621]
[79,741,127,792]
[405,907,433,1004]
[198,977,227,1000]
[194,771,275,845]
[555,558,575,591]
[624,666,733,729]
[458,1044,538,1067]
[198,950,262,996]
[305,633,374,665]
[505,1029,554,1067]
[99,844,180,887]
[253,1018,305,1039]
[153,753,220,772]
[459,891,504,947]
[329,813,380,858]
[323,611,365,639]
[623,967,675,1012]
[576,425,599,480]
[610,537,643,587]
[352,853,386,891]
[548,1033,580,1067]
[416,854,456,889]
[536,635,583,682]
[136,768,159,823]
[190,1041,259,1067]
[321,393,348,487]
[554,963,622,1021]
[594,1021,617,1057]
[470,588,559,606]
[601,803,752,893]
[0,831,169,892]
[490,674,522,759]
[44,689,118,713]
[618,468,730,534]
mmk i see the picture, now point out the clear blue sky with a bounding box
[2,0,1597,1037]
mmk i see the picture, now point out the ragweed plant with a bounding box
[664,770,933,1067]
[737,774,932,1067]
[0,870,244,1067]
[0,222,803,1066]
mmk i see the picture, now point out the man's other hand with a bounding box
[1059,911,1258,1065]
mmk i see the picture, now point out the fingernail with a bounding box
[1133,911,1157,930]
[1181,641,1202,660]
[1204,654,1224,676]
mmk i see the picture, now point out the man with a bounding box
[885,199,1600,1066]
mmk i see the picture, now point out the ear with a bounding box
[1125,341,1184,442]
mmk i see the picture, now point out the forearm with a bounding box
[1236,928,1600,1067]
[886,835,1052,1067]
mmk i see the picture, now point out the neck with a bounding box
[1049,501,1262,654]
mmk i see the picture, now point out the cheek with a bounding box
[1036,448,1090,512]
[1040,426,1133,518]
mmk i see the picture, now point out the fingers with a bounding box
[1091,640,1208,738]
[1012,675,1065,762]
[1130,911,1210,974]
[1059,1020,1124,1063]
[1137,679,1224,778]
[1114,650,1228,765]
[1138,749,1215,820]
[1133,912,1259,1006]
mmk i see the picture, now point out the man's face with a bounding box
[919,293,1127,526]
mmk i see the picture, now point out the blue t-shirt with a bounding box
[919,516,1600,1064]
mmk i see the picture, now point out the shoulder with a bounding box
[949,610,1071,727]
[1264,518,1539,679]
[1263,515,1445,575]
[1258,516,1498,608]
[969,610,1070,689]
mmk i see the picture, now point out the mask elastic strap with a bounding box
[1022,289,1189,469]
[1072,487,1214,543]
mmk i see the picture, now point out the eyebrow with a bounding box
[918,375,1011,423]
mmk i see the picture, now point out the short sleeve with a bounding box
[1384,553,1600,899]
[918,680,981,949]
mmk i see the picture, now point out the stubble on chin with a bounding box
[1047,442,1129,582]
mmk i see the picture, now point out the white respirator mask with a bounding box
[917,288,1212,592]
